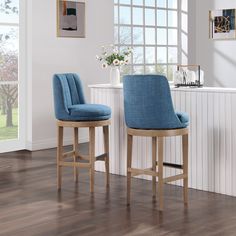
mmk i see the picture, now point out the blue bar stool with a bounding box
[123,75,189,210]
[53,73,111,192]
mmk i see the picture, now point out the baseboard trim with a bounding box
[26,136,89,151]
[0,142,25,154]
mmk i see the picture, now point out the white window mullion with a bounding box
[155,0,157,73]
[117,1,120,54]
[178,0,182,65]
[114,0,180,80]
[0,22,19,27]
[167,1,169,78]
[131,0,134,74]
[143,0,146,74]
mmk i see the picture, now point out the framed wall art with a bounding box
[57,0,85,38]
[209,9,236,40]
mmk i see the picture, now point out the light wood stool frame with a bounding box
[56,119,111,192]
[127,127,189,211]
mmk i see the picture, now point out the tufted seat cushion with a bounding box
[176,112,189,127]
[68,104,111,121]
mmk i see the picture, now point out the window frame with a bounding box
[114,0,183,80]
[0,0,26,152]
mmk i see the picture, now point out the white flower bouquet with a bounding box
[96,44,133,69]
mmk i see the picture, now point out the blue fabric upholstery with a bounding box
[69,104,111,121]
[53,73,111,121]
[176,112,189,127]
[123,75,189,129]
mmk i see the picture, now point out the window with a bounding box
[114,0,185,80]
[0,0,19,141]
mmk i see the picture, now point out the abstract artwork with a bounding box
[57,0,85,38]
[209,9,236,39]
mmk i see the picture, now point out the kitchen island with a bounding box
[89,84,236,197]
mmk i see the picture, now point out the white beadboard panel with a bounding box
[213,93,220,193]
[185,91,192,188]
[202,92,208,192]
[196,92,203,190]
[231,94,236,196]
[219,93,226,194]
[90,85,236,197]
[207,93,214,192]
[225,93,232,196]
[119,89,126,176]
[190,92,197,189]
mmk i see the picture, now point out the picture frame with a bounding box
[57,0,85,38]
[209,9,236,40]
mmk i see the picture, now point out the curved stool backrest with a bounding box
[53,73,86,120]
[123,74,183,129]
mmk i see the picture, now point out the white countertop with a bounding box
[89,83,236,93]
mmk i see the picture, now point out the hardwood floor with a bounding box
[1,145,236,236]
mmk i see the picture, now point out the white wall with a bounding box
[196,0,236,87]
[26,0,114,150]
[26,0,236,150]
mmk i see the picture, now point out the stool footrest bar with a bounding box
[77,153,107,161]
[63,151,75,159]
[164,174,187,183]
[78,153,89,160]
[128,168,159,177]
[59,161,91,168]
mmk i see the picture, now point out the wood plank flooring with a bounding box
[0,145,236,236]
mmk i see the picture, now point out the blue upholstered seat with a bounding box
[53,73,111,121]
[69,104,111,121]
[123,75,189,129]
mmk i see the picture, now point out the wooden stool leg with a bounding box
[182,133,189,205]
[73,127,79,182]
[158,137,164,211]
[152,137,157,198]
[89,127,95,193]
[127,134,133,205]
[57,125,63,190]
[103,125,110,187]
